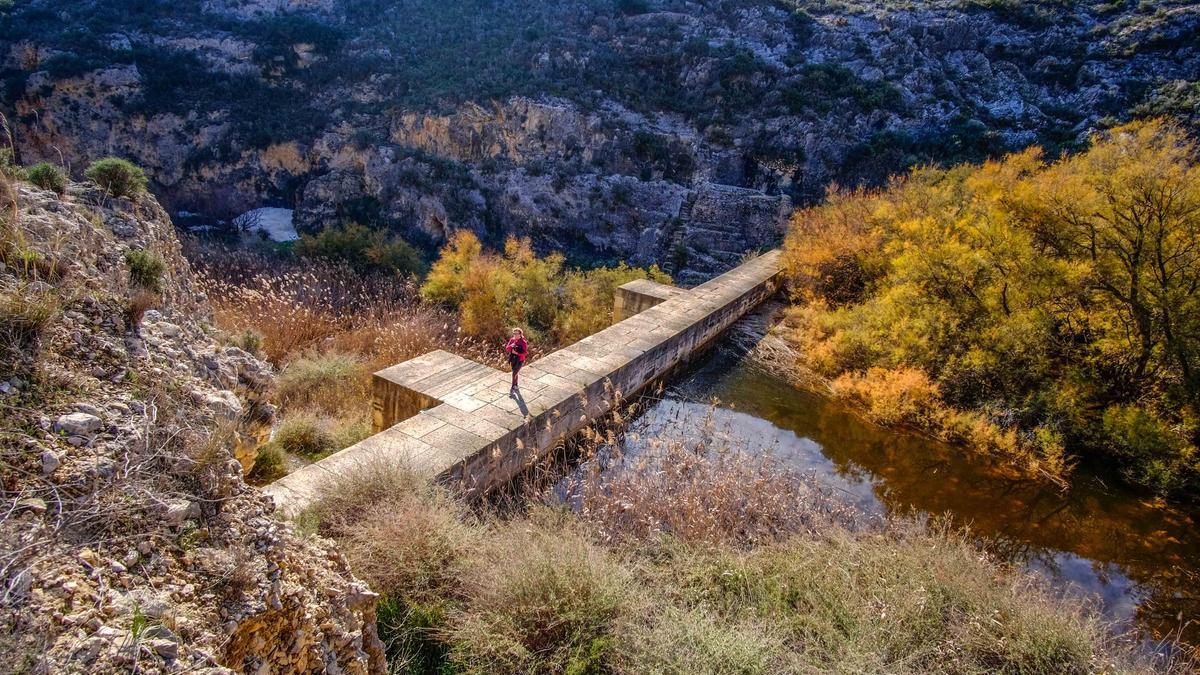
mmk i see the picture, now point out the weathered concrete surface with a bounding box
[372,351,503,433]
[613,278,684,322]
[266,250,783,516]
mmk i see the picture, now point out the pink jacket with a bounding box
[505,336,528,363]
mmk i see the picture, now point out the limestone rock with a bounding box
[54,412,102,436]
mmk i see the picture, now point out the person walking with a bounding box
[505,328,528,395]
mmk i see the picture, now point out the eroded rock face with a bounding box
[4,0,1197,279]
[0,181,384,673]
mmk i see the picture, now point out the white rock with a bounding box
[201,390,243,419]
[55,412,102,436]
[74,403,104,417]
[163,499,200,527]
[41,450,61,475]
[156,322,182,338]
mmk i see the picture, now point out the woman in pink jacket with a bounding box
[504,328,528,394]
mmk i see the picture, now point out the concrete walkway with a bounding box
[266,250,783,516]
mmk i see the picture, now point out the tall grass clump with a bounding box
[447,515,632,674]
[273,411,339,459]
[0,278,59,367]
[276,352,370,414]
[85,157,147,197]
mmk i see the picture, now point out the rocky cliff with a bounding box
[1,0,1197,279]
[0,175,384,672]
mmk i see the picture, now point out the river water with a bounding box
[564,337,1200,650]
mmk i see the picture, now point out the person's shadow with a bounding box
[511,387,530,417]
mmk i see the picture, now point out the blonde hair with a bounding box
[511,327,524,335]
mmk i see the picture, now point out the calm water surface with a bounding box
[588,343,1200,649]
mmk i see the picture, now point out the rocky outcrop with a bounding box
[0,179,384,672]
[3,0,1197,279]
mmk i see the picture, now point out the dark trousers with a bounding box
[509,356,522,387]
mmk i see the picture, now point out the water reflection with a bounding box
[604,346,1200,648]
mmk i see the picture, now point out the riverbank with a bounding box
[298,429,1176,673]
[609,327,1200,653]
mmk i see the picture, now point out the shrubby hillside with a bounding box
[2,0,1197,278]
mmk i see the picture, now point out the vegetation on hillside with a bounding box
[421,230,671,343]
[85,157,147,198]
[294,222,425,276]
[782,119,1200,498]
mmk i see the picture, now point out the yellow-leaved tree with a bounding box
[783,119,1200,498]
[421,230,670,346]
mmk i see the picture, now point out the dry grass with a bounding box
[275,351,371,415]
[188,241,496,370]
[0,279,58,353]
[187,241,501,469]
[569,435,862,548]
[303,422,1176,675]
[448,513,631,674]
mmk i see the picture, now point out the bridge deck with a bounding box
[266,249,782,516]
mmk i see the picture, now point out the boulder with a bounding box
[54,412,102,436]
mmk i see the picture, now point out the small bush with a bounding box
[0,148,24,180]
[294,222,424,276]
[125,249,164,291]
[1102,404,1196,494]
[227,328,264,355]
[830,366,944,429]
[125,289,157,330]
[85,157,147,197]
[273,412,337,459]
[26,163,67,194]
[247,443,287,483]
[448,517,630,674]
[276,351,369,415]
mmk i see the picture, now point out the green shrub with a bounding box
[295,222,424,276]
[247,443,287,483]
[85,157,147,197]
[1102,404,1196,494]
[124,249,164,291]
[26,163,67,194]
[0,148,24,180]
